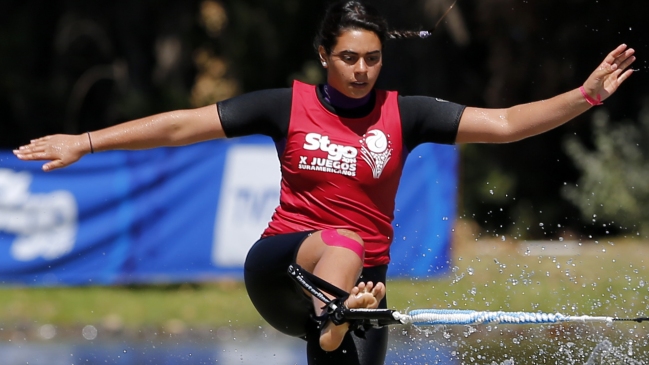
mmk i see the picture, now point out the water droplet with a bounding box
[39,324,56,340]
[82,325,97,341]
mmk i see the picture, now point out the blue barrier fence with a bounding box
[0,136,457,286]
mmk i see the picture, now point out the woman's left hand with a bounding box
[582,44,636,103]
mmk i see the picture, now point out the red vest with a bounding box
[263,81,404,267]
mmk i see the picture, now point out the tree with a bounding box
[563,105,649,237]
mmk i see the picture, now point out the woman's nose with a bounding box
[355,58,368,73]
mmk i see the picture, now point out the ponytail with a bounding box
[316,0,458,52]
[387,0,458,40]
[387,30,433,40]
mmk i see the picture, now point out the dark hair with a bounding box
[314,1,433,54]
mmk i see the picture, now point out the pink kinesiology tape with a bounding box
[321,229,365,260]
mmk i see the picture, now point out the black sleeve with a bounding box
[217,88,292,140]
[398,95,466,151]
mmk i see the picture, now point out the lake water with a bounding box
[1,325,647,364]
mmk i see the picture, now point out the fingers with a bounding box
[616,51,636,72]
[14,139,49,155]
[605,44,633,64]
[13,147,64,171]
[13,150,49,161]
[597,45,634,77]
[43,160,65,172]
[605,44,627,62]
[15,144,46,154]
[618,69,634,84]
[605,45,635,72]
[586,44,636,100]
[14,140,55,160]
[601,47,636,92]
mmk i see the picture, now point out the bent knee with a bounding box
[321,229,364,260]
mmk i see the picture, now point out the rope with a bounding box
[404,309,614,326]
[287,264,647,328]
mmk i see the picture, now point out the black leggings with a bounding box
[244,231,389,365]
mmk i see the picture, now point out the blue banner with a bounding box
[0,136,457,286]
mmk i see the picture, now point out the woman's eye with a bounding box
[365,56,380,65]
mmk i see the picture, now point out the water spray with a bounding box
[289,263,648,328]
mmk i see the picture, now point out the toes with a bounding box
[349,286,360,296]
[345,281,386,310]
[372,282,386,301]
[364,281,374,292]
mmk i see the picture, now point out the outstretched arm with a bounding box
[14,104,225,171]
[456,44,636,144]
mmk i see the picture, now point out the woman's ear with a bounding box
[318,45,328,68]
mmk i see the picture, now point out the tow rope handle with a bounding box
[287,264,403,327]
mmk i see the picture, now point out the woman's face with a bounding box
[320,28,383,99]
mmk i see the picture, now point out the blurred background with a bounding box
[2,1,649,363]
[2,0,648,240]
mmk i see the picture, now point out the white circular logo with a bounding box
[364,130,388,153]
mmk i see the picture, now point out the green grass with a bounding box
[1,235,647,334]
[390,238,648,316]
[0,282,261,331]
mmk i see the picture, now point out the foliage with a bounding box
[1,0,648,238]
[563,105,649,236]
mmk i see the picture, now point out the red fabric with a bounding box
[263,81,404,267]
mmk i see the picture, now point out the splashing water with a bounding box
[584,340,643,365]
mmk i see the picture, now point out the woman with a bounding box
[14,1,635,364]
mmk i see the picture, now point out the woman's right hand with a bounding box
[13,134,91,172]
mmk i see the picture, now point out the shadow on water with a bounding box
[2,325,647,365]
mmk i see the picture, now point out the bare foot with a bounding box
[319,281,386,352]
